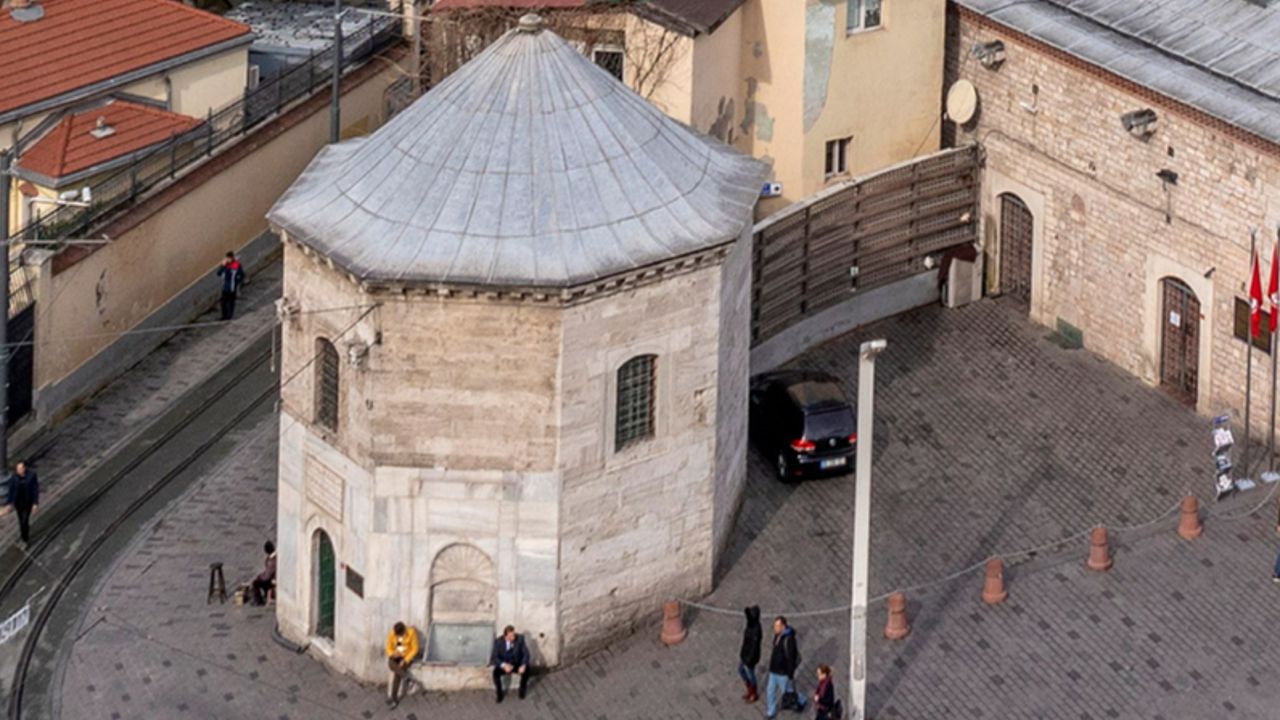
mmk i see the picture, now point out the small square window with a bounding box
[825,137,851,178]
[593,47,625,81]
[847,0,883,32]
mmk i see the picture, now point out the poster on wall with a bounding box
[1212,414,1237,501]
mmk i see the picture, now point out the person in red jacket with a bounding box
[216,251,246,320]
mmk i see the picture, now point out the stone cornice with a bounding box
[284,232,735,307]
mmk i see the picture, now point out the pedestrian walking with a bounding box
[812,664,839,720]
[216,251,246,320]
[490,624,530,703]
[250,541,277,605]
[2,462,39,548]
[766,615,805,718]
[738,605,762,703]
[384,621,419,708]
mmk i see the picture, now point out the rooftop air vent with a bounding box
[89,116,116,139]
[8,0,44,23]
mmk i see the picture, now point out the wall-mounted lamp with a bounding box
[1156,168,1178,186]
[971,40,1006,69]
[1121,108,1158,139]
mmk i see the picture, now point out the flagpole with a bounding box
[1245,230,1257,480]
[1271,225,1280,473]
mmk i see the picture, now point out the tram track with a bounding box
[1,336,277,720]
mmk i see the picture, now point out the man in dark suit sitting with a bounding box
[489,625,530,703]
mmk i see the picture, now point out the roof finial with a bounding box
[517,13,543,33]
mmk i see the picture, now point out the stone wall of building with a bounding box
[277,242,565,682]
[713,230,752,565]
[556,259,728,661]
[949,7,1280,440]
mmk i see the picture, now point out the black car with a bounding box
[749,370,856,481]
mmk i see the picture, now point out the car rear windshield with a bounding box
[805,407,854,439]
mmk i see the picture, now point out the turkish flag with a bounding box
[1270,233,1280,332]
[1250,245,1264,338]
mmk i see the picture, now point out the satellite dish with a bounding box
[945,79,979,125]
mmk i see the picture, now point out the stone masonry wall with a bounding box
[556,261,726,662]
[949,6,1280,443]
[713,230,752,566]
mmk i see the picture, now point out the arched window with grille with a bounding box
[615,354,656,451]
[315,338,340,432]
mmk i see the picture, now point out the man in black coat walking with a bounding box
[765,615,805,718]
[2,462,39,547]
[738,605,762,703]
[489,625,530,703]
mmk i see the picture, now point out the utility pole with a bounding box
[330,0,344,144]
[0,150,11,472]
[849,338,886,720]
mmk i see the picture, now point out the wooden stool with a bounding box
[208,562,227,604]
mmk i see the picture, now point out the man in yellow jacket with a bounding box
[385,622,419,708]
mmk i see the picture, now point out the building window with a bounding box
[825,137,851,178]
[615,355,656,451]
[847,0,882,32]
[593,46,625,81]
[315,338,340,431]
[1233,298,1271,354]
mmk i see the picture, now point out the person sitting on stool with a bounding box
[385,621,419,709]
[250,541,276,605]
[489,624,530,703]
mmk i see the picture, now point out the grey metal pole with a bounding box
[0,150,11,472]
[850,338,886,720]
[1246,229,1257,479]
[330,0,344,144]
[1271,226,1279,473]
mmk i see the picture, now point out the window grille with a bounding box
[315,338,340,431]
[615,355,656,451]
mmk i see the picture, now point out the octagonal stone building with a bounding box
[267,15,766,689]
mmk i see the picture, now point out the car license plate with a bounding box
[820,457,847,469]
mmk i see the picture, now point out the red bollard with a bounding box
[1087,526,1113,572]
[659,600,687,646]
[981,558,1008,605]
[1177,495,1203,540]
[884,592,911,640]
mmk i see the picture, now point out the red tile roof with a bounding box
[0,0,251,118]
[19,100,202,181]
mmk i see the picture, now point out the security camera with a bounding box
[1120,109,1158,138]
[971,40,1005,69]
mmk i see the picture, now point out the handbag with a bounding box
[781,688,802,711]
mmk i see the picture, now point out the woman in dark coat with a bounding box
[812,664,836,720]
[738,606,762,703]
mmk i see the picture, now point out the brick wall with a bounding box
[948,5,1280,447]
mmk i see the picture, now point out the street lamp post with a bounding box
[0,149,10,471]
[330,0,345,144]
[850,338,887,720]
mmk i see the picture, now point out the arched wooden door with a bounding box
[1159,278,1199,405]
[314,530,336,640]
[999,193,1034,305]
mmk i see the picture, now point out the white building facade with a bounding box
[267,15,766,689]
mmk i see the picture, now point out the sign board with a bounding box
[0,604,30,646]
[1169,311,1181,327]
[1212,414,1236,500]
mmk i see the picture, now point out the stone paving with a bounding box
[58,298,1280,720]
[0,256,281,547]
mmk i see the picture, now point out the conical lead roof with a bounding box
[268,15,767,289]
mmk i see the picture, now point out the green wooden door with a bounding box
[316,532,335,640]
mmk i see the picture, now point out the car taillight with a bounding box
[848,432,857,443]
[790,438,816,452]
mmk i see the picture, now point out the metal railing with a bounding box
[15,3,404,245]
